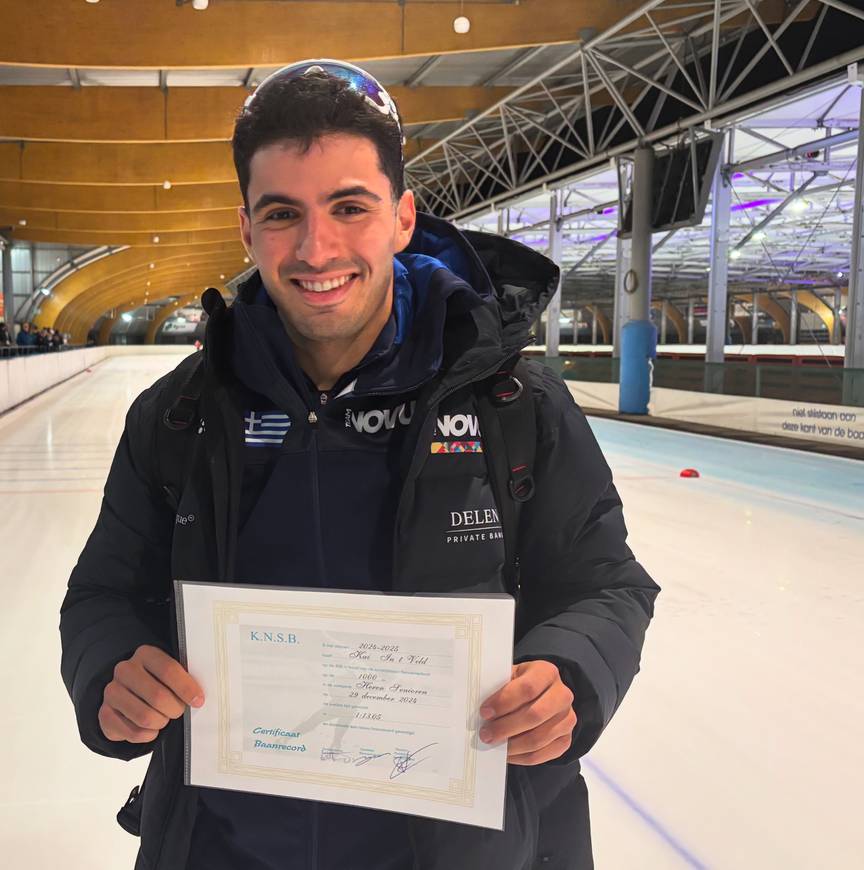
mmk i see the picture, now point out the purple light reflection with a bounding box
[730,197,781,212]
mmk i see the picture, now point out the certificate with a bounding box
[174,582,515,829]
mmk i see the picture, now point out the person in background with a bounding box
[0,321,10,346]
[16,322,35,347]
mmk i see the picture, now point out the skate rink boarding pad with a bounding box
[0,345,193,415]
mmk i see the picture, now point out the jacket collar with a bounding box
[203,211,558,398]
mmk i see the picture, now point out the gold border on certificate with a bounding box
[213,602,483,807]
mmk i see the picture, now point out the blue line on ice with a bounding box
[583,756,710,869]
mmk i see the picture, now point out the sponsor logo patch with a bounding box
[445,507,503,544]
[345,404,483,444]
[431,441,483,454]
[347,402,415,434]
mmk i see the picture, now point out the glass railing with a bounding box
[0,344,83,359]
[546,355,864,408]
[545,355,621,383]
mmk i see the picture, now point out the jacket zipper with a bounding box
[307,410,327,586]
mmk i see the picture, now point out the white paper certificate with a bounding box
[174,582,515,829]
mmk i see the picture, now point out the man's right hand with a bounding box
[99,645,205,744]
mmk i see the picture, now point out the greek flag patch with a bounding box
[244,410,292,447]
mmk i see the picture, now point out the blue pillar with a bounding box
[620,319,657,413]
[619,147,656,414]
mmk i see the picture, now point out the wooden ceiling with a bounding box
[1,0,641,341]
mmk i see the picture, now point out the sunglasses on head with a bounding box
[244,59,404,144]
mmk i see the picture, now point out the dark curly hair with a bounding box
[232,72,405,210]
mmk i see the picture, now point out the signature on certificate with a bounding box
[320,743,438,779]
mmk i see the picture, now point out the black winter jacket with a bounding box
[60,212,659,870]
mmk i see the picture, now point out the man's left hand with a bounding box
[479,660,577,765]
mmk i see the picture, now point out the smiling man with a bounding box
[239,135,414,389]
[60,61,659,870]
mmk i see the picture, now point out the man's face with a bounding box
[239,133,415,349]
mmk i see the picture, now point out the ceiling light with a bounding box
[121,313,133,323]
[453,15,470,34]
[789,198,810,214]
[18,219,27,226]
[152,235,160,244]
[192,0,209,9]
[86,0,100,4]
[243,256,250,264]
[752,231,767,242]
[149,262,155,269]
[837,271,844,279]
[163,180,172,190]
[730,249,742,260]
[220,274,226,280]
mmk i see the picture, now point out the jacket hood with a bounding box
[404,211,559,351]
[203,211,558,399]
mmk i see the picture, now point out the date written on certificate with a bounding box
[176,583,514,828]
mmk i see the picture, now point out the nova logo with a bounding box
[435,414,481,439]
[250,631,298,644]
[348,402,415,434]
[347,404,482,440]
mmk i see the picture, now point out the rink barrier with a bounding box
[0,345,193,415]
[4,350,860,449]
[564,381,864,448]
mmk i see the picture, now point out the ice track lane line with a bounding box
[582,757,710,869]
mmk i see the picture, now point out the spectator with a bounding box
[0,321,10,346]
[16,322,36,347]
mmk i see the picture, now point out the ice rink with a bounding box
[1,352,861,869]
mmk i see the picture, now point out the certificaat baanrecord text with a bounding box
[175,582,515,829]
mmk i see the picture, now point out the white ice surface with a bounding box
[0,354,861,869]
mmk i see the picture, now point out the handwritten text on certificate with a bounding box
[176,583,514,829]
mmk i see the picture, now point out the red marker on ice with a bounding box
[680,468,700,478]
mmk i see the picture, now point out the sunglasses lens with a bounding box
[250,61,401,135]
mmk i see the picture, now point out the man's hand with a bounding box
[478,660,576,765]
[98,645,205,744]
